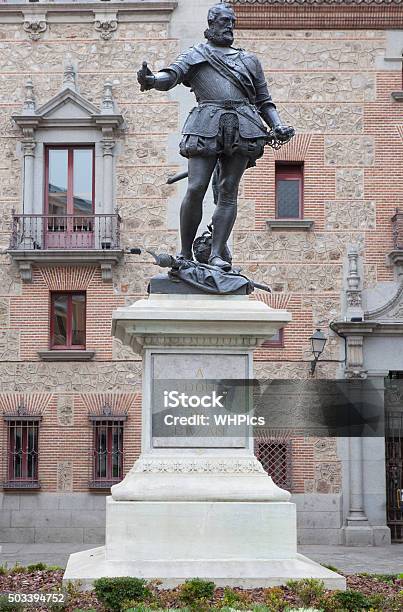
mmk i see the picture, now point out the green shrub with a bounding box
[0,563,8,575]
[219,587,252,609]
[366,592,390,609]
[10,563,27,574]
[326,589,370,611]
[47,565,64,571]
[0,595,24,611]
[94,577,151,611]
[264,586,287,611]
[382,591,403,611]
[371,573,398,584]
[26,562,48,572]
[178,578,216,607]
[286,579,325,607]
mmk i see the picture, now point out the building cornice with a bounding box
[0,1,177,24]
[230,0,403,5]
[331,321,403,336]
[229,0,403,29]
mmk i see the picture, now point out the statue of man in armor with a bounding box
[137,2,294,271]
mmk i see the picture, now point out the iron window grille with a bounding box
[4,415,41,489]
[89,413,127,489]
[275,162,304,220]
[255,437,292,490]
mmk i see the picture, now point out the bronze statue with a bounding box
[137,2,294,271]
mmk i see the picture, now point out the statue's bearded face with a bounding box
[205,12,235,47]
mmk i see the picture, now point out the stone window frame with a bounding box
[3,415,42,490]
[10,66,125,282]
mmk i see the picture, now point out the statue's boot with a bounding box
[208,255,231,271]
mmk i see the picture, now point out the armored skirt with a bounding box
[179,108,267,168]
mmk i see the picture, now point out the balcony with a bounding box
[8,213,123,282]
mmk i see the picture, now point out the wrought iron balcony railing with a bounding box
[10,213,121,252]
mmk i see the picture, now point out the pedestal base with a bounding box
[64,498,346,590]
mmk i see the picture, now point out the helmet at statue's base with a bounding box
[192,227,232,265]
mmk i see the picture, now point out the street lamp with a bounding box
[310,328,327,375]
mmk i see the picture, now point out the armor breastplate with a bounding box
[189,62,246,103]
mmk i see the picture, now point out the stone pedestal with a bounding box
[64,293,345,590]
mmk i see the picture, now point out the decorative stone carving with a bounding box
[112,338,139,361]
[113,263,156,296]
[313,438,338,461]
[23,14,47,41]
[345,245,364,322]
[336,169,364,199]
[94,12,118,41]
[324,136,374,166]
[302,297,341,328]
[254,361,337,380]
[117,167,176,199]
[132,457,266,474]
[234,199,256,230]
[345,336,367,379]
[0,40,177,75]
[314,462,341,494]
[0,298,9,326]
[267,73,375,103]
[0,362,142,393]
[143,335,262,348]
[244,39,384,71]
[0,262,22,296]
[121,230,177,253]
[0,169,21,199]
[365,282,403,321]
[57,461,73,492]
[324,201,375,230]
[101,79,115,113]
[233,231,364,263]
[242,263,343,293]
[0,331,19,361]
[62,54,76,91]
[119,103,178,134]
[119,137,168,166]
[22,78,36,114]
[279,104,363,133]
[119,200,167,231]
[57,395,74,426]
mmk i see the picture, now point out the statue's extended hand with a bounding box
[274,125,295,143]
[137,61,155,92]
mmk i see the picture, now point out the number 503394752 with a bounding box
[7,593,65,604]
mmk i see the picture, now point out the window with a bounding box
[5,419,40,488]
[45,146,95,248]
[275,162,303,219]
[255,439,291,489]
[51,292,86,350]
[90,419,125,488]
[262,328,284,348]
